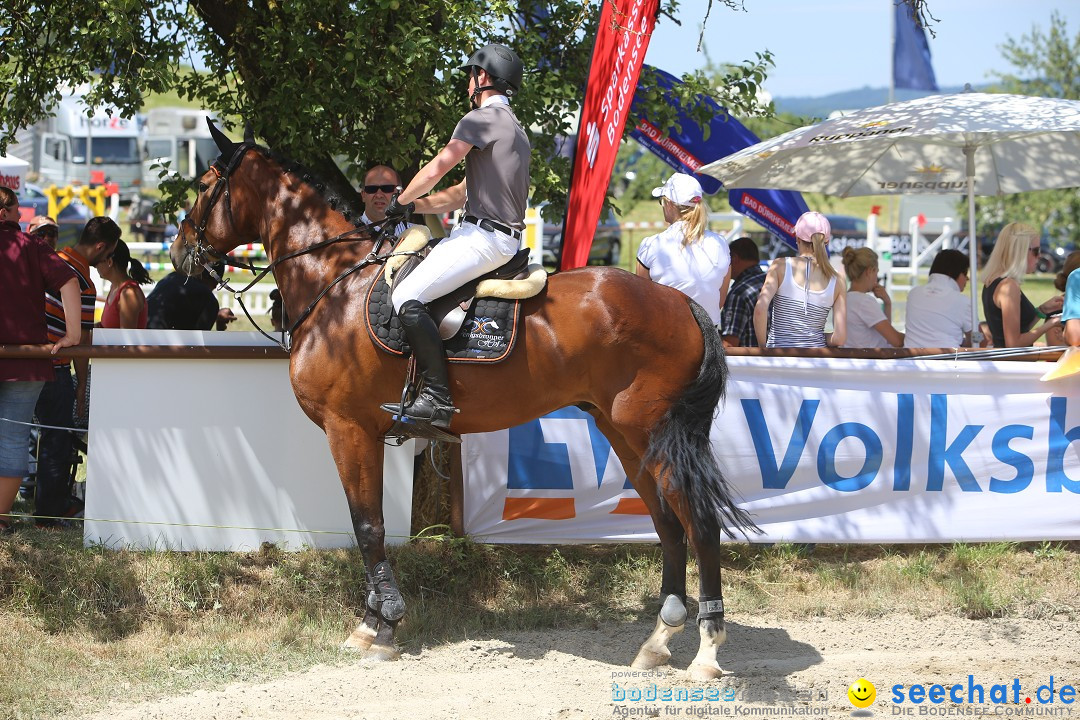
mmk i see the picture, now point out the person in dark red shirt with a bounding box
[0,187,82,533]
[35,216,119,528]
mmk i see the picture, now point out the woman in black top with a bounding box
[981,222,1062,347]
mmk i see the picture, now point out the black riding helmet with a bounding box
[460,43,523,105]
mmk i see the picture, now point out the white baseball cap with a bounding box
[651,172,704,206]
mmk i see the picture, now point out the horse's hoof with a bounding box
[341,626,377,652]
[631,647,671,670]
[364,643,401,662]
[687,661,724,681]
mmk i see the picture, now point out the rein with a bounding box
[182,143,419,351]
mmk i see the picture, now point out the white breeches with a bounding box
[391,221,520,313]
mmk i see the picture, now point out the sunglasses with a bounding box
[363,184,398,194]
[33,227,58,236]
[1029,247,1041,256]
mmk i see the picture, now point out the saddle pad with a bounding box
[365,277,521,363]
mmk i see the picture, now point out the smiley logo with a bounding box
[848,678,876,709]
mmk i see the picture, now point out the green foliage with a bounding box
[0,1,775,218]
[981,11,1080,244]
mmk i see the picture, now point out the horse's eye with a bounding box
[198,182,209,193]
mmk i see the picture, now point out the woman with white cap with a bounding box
[635,172,731,326]
[754,211,847,348]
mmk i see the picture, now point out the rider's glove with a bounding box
[386,193,414,219]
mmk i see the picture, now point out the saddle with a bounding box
[365,226,547,363]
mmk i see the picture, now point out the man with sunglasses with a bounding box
[27,216,59,249]
[380,43,529,432]
[359,165,409,237]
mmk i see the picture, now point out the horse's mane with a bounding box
[234,144,366,227]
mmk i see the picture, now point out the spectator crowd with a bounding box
[631,181,1076,354]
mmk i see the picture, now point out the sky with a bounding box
[644,1,1080,99]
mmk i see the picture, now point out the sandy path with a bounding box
[74,614,1079,720]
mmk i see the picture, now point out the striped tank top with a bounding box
[766,256,837,348]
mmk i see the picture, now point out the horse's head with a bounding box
[170,120,262,277]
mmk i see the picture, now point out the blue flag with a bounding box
[629,66,807,247]
[893,3,938,91]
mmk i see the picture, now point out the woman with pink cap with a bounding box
[753,211,847,348]
[635,172,731,326]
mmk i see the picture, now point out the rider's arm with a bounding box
[416,179,467,215]
[399,139,472,207]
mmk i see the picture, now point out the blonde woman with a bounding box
[982,222,1061,348]
[635,173,731,325]
[840,246,903,348]
[754,212,846,348]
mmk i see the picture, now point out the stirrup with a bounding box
[379,397,458,428]
[381,399,461,444]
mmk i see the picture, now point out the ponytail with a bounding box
[810,233,838,280]
[677,200,710,246]
[110,239,152,284]
[128,257,152,285]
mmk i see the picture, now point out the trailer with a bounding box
[8,93,142,200]
[141,107,219,189]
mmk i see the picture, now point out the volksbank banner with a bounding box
[462,357,1080,543]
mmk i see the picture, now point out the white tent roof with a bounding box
[0,154,30,193]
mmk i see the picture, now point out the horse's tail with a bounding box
[643,298,760,541]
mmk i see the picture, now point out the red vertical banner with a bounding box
[559,0,659,271]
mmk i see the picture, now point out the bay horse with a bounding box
[171,124,757,680]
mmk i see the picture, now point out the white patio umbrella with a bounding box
[698,91,1080,340]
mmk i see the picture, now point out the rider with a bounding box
[380,43,530,429]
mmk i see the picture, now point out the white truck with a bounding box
[9,93,142,199]
[140,107,219,189]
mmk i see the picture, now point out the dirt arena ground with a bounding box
[74,613,1078,720]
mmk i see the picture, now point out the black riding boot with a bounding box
[380,300,457,428]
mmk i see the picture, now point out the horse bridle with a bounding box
[179,143,414,350]
[180,142,251,273]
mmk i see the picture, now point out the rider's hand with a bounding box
[386,193,414,219]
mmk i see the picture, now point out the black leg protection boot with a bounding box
[380,300,458,428]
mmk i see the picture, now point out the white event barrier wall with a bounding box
[85,330,414,551]
[462,356,1080,544]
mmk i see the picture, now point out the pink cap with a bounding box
[794,212,831,243]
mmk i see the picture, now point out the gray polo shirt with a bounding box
[451,97,531,230]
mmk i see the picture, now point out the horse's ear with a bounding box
[207,118,236,155]
[243,123,256,145]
